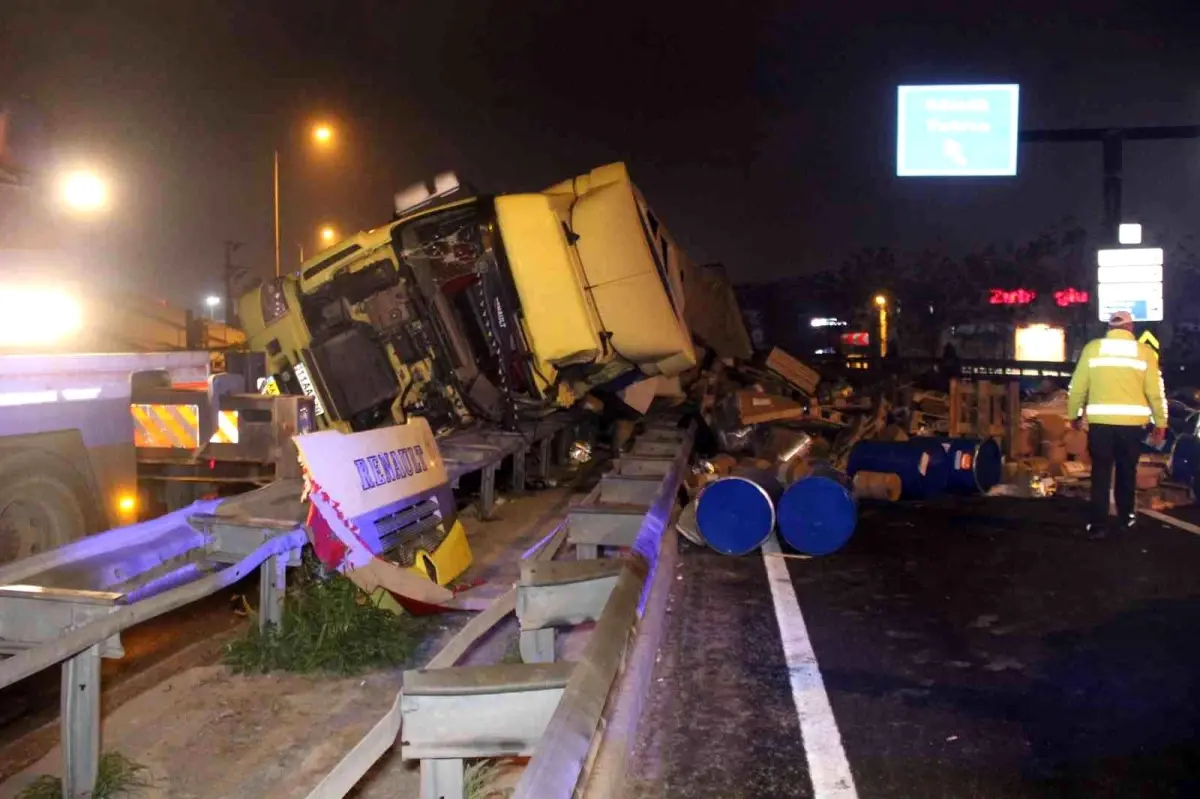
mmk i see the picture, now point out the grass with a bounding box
[464,759,516,799]
[18,752,153,799]
[222,557,430,676]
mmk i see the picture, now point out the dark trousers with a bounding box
[1087,423,1143,527]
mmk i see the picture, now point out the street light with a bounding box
[205,295,221,321]
[873,295,889,358]
[60,170,108,214]
[319,225,337,245]
[274,121,336,278]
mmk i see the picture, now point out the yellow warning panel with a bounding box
[131,403,200,448]
[209,410,239,444]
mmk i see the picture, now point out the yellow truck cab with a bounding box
[238,162,696,433]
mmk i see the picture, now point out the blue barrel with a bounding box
[695,469,782,556]
[777,474,857,556]
[930,437,1004,494]
[847,440,949,500]
[1169,434,1200,488]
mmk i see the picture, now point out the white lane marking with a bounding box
[1141,508,1200,536]
[762,534,860,798]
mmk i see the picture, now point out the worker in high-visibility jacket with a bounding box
[1067,310,1168,538]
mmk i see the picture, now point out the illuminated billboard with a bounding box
[896,84,1020,176]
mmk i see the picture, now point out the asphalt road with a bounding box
[628,495,1200,799]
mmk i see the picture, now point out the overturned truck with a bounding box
[238,162,721,435]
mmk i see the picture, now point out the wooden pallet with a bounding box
[948,378,1021,457]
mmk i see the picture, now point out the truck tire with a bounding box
[0,451,97,565]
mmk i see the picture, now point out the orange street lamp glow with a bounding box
[874,294,887,307]
[61,170,109,213]
[319,225,337,244]
[312,124,333,145]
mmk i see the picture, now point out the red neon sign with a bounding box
[1054,287,1089,307]
[988,288,1090,307]
[989,288,1038,305]
[841,332,870,347]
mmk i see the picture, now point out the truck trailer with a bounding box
[0,350,313,564]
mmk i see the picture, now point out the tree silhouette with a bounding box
[813,224,1090,355]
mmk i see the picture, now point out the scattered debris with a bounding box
[675,343,1196,556]
[764,347,821,395]
[569,440,594,464]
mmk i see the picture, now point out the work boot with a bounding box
[1122,514,1137,531]
[1086,522,1109,541]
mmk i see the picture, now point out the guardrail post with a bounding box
[62,643,101,799]
[535,437,552,482]
[480,464,497,519]
[420,758,464,799]
[520,628,556,663]
[512,447,528,492]
[555,428,571,465]
[258,554,287,630]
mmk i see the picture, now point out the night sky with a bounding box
[2,1,1199,309]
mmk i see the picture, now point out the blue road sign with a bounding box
[896,84,1020,177]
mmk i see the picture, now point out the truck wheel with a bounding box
[0,453,94,564]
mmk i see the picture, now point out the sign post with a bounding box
[897,84,1020,177]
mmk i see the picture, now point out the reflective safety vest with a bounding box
[1067,329,1168,427]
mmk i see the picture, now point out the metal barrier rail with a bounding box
[0,516,306,797]
[304,418,693,799]
[0,417,577,798]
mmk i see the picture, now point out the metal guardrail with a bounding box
[0,417,578,798]
[304,417,694,799]
[0,508,306,798]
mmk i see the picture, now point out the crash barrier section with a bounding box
[0,499,307,799]
[777,469,859,556]
[0,416,577,799]
[694,467,783,555]
[847,439,951,500]
[305,418,691,799]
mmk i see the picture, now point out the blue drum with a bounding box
[927,437,1005,495]
[847,440,949,500]
[695,469,782,556]
[777,473,857,556]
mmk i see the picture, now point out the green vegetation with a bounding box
[464,759,515,799]
[222,559,429,676]
[18,752,152,799]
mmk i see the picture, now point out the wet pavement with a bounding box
[626,495,1200,798]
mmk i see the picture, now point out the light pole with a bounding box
[274,122,336,277]
[874,294,889,358]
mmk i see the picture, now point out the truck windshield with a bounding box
[392,202,531,400]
